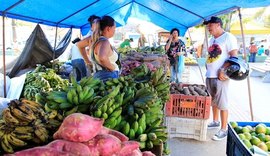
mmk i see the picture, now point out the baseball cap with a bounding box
[203,16,223,26]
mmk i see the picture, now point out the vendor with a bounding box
[120,38,133,48]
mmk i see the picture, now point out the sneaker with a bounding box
[212,129,227,141]
[208,121,220,129]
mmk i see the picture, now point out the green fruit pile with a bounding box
[22,65,69,101]
[43,63,170,154]
[230,122,270,153]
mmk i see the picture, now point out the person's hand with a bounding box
[218,68,228,81]
[176,52,181,56]
[169,35,173,41]
[86,63,93,73]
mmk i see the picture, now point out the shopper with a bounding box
[120,38,133,48]
[257,45,265,56]
[90,16,120,81]
[165,28,186,83]
[77,15,101,71]
[70,38,87,81]
[248,42,257,62]
[138,33,147,48]
[204,16,238,141]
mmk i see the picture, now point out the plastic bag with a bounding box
[0,97,10,115]
[6,73,26,100]
[0,73,11,98]
[178,55,185,74]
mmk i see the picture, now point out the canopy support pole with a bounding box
[238,8,254,121]
[187,29,205,84]
[53,26,58,60]
[2,16,7,97]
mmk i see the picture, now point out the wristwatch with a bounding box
[219,67,225,72]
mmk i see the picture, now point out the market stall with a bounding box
[1,1,270,156]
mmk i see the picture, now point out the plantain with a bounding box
[64,106,78,117]
[2,108,20,125]
[14,126,34,134]
[25,103,46,117]
[128,129,135,139]
[0,129,5,139]
[1,134,14,153]
[17,103,35,117]
[110,107,122,118]
[21,99,43,108]
[11,132,33,141]
[11,107,36,122]
[47,110,58,119]
[34,126,48,142]
[59,102,73,110]
[67,89,74,104]
[7,133,27,147]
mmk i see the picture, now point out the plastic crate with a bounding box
[165,117,208,141]
[166,85,211,119]
[226,122,270,156]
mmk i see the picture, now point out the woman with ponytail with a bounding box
[90,15,120,81]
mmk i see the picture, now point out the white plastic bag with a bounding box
[7,73,26,100]
[0,97,10,115]
[0,73,11,98]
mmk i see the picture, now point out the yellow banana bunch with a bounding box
[6,133,27,147]
[34,126,48,142]
[13,126,34,134]
[11,132,33,141]
[2,108,20,125]
[10,107,36,123]
[1,133,14,153]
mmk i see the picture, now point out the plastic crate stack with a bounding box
[165,84,211,141]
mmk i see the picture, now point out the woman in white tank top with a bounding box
[90,16,120,81]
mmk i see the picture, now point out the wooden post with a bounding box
[188,29,205,84]
[2,16,7,97]
[238,8,254,121]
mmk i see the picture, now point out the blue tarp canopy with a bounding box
[1,0,270,36]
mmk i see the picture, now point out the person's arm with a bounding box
[96,40,115,71]
[165,35,173,51]
[218,49,238,81]
[77,36,91,65]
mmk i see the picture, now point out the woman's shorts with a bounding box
[93,70,119,81]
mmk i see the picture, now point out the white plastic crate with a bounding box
[165,117,208,141]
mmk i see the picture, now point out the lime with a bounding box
[255,125,267,134]
[265,135,270,142]
[250,136,261,146]
[266,127,270,135]
[230,122,238,129]
[234,126,243,134]
[242,139,252,149]
[257,133,266,142]
[243,132,252,140]
[257,142,268,152]
[238,134,246,140]
[242,126,250,133]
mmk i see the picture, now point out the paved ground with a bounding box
[168,62,270,156]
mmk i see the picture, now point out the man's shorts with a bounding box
[206,78,230,110]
